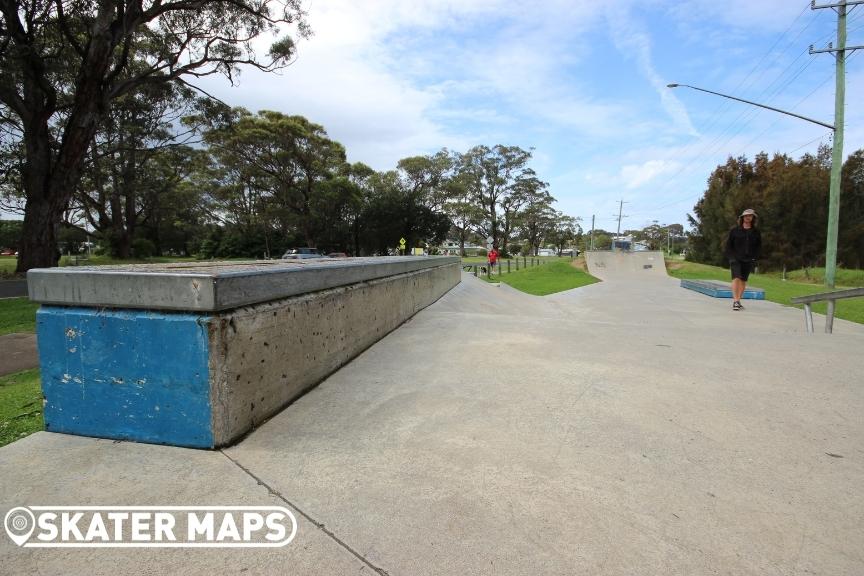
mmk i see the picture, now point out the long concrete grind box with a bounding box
[27,257,460,448]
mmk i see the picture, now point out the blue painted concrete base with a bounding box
[680,279,765,300]
[37,306,215,448]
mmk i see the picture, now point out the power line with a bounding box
[633,11,837,219]
[640,47,856,219]
[629,2,861,223]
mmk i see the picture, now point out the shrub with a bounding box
[131,238,156,258]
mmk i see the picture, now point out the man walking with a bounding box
[725,208,762,311]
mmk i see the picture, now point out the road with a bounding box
[0,280,26,299]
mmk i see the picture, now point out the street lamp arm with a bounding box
[667,83,835,131]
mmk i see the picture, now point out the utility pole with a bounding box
[590,214,595,251]
[615,200,629,237]
[811,0,864,287]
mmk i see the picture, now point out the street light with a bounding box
[668,82,841,288]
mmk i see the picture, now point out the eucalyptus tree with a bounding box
[74,80,202,257]
[201,110,348,249]
[393,149,453,251]
[518,201,556,256]
[839,149,864,268]
[501,172,552,255]
[356,163,451,256]
[442,167,484,256]
[457,145,537,251]
[0,0,309,271]
[546,212,581,255]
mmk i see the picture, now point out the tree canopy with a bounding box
[687,146,864,271]
[0,0,310,271]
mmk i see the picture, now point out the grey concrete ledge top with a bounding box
[27,256,459,312]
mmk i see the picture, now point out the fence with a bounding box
[461,257,553,279]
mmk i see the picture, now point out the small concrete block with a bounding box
[680,279,765,300]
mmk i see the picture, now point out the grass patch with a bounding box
[0,369,43,447]
[0,256,17,278]
[781,267,864,286]
[668,260,864,325]
[492,260,599,296]
[0,297,39,335]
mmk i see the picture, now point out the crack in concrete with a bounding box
[220,450,392,576]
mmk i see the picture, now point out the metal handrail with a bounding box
[790,287,864,334]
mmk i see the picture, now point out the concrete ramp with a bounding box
[586,250,667,281]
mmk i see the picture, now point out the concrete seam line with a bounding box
[219,450,392,576]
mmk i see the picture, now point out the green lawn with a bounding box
[0,256,16,277]
[782,267,864,286]
[0,369,43,447]
[0,297,39,335]
[667,260,864,325]
[489,260,599,296]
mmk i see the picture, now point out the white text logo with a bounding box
[4,506,297,548]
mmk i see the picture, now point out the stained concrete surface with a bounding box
[2,263,863,575]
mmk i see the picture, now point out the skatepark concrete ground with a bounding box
[2,253,863,575]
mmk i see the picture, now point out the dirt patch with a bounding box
[569,257,589,273]
[0,333,38,376]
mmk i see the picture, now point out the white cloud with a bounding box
[188,0,864,231]
[605,5,698,136]
[198,0,629,168]
[620,159,681,189]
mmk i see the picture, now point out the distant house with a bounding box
[611,236,633,251]
[438,240,484,256]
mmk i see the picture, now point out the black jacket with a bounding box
[725,226,761,261]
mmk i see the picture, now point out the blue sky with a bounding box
[195,0,863,233]
[7,1,861,233]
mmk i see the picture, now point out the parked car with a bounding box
[281,247,326,260]
[0,250,16,256]
[327,252,349,258]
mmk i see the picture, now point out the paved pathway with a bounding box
[2,264,863,575]
[0,279,27,299]
[0,333,38,376]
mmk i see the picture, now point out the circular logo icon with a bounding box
[4,507,35,546]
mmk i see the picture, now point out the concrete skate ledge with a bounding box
[31,257,460,448]
[681,279,765,300]
[27,256,457,311]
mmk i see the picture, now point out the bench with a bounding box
[790,286,864,334]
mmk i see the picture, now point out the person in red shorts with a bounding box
[487,247,499,271]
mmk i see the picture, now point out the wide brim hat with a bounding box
[740,208,757,217]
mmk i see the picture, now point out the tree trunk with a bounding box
[16,198,64,272]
